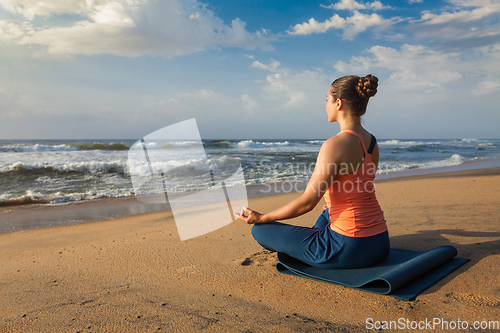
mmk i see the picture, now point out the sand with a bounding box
[1,169,500,332]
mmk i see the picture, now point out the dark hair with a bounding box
[329,74,378,118]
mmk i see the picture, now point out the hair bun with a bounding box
[356,74,378,99]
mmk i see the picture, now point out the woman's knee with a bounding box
[251,224,260,241]
[251,224,277,252]
[251,222,278,240]
[251,223,271,244]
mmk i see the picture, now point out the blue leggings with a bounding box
[251,209,390,269]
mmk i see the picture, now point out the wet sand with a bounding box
[1,168,500,332]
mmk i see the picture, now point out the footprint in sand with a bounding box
[446,292,500,307]
[239,250,278,266]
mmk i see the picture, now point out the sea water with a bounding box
[1,138,500,207]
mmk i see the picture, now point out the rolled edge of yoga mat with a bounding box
[374,245,458,294]
[386,256,470,301]
[276,245,460,296]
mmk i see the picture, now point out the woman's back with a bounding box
[331,128,379,176]
[323,130,387,237]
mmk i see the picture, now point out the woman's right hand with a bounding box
[234,207,268,224]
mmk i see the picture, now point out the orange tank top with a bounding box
[323,130,387,237]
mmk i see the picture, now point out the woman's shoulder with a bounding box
[336,129,374,151]
[322,135,344,149]
[323,132,361,148]
[320,135,351,157]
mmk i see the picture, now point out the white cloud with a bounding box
[288,15,345,35]
[475,43,500,73]
[419,1,500,25]
[0,19,33,41]
[288,10,391,39]
[177,90,227,103]
[408,0,423,3]
[0,0,89,20]
[333,55,371,73]
[321,0,389,11]
[472,80,500,96]
[154,98,185,108]
[241,94,258,114]
[251,59,330,109]
[291,0,499,46]
[335,42,500,112]
[0,0,274,58]
[335,44,464,96]
[251,59,281,71]
[331,41,500,138]
[406,0,500,49]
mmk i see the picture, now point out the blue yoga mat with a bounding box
[276,245,469,301]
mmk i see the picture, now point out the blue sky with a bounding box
[0,0,499,139]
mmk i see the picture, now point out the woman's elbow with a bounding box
[300,198,318,213]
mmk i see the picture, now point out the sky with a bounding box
[0,0,499,140]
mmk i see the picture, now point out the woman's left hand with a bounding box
[234,207,267,224]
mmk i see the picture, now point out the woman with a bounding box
[235,74,390,269]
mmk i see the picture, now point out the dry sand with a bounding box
[1,169,500,332]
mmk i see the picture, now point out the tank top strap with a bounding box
[340,130,368,155]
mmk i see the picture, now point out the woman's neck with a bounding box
[338,116,362,133]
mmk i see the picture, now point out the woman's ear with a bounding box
[336,99,343,111]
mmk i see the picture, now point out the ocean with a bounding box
[1,138,500,207]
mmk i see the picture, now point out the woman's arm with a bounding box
[236,137,344,224]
